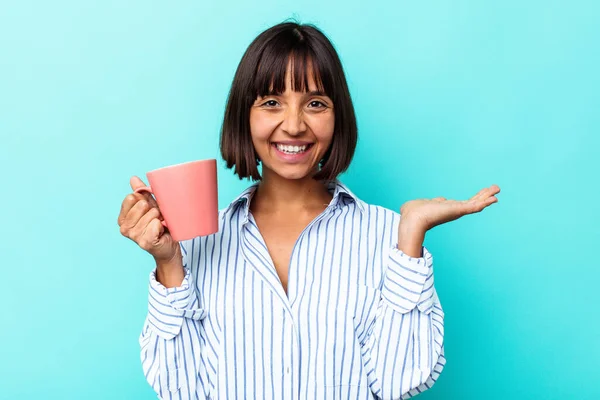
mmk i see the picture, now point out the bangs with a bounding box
[253,44,333,98]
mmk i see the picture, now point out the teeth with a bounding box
[276,143,308,154]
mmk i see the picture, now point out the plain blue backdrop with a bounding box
[1,1,599,399]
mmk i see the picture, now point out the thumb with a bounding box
[130,175,147,191]
[130,175,160,209]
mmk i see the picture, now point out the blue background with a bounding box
[1,1,599,399]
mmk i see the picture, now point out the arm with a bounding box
[362,184,499,399]
[360,243,445,400]
[139,240,210,400]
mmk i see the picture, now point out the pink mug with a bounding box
[134,159,219,241]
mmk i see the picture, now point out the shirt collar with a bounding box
[221,179,365,222]
[326,179,366,214]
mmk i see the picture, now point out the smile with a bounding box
[271,142,315,163]
[274,143,313,154]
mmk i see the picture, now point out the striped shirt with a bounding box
[140,180,446,399]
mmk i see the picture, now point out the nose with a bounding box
[281,108,307,136]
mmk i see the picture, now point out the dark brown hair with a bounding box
[220,21,358,181]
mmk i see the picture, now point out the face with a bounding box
[249,61,335,181]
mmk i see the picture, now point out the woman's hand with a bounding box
[397,185,501,257]
[118,176,184,287]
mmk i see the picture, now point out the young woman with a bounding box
[118,22,500,400]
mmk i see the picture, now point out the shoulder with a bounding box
[357,202,401,236]
[334,180,398,215]
[362,202,400,219]
[333,188,400,249]
[342,184,400,225]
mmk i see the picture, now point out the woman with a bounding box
[118,22,500,400]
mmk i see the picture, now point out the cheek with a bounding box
[250,112,278,142]
[311,113,335,143]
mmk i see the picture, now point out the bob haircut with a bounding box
[220,21,358,181]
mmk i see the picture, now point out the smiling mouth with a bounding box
[272,143,314,154]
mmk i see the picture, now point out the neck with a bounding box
[251,168,333,214]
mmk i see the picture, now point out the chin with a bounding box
[265,164,316,181]
[275,170,311,180]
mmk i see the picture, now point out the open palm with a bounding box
[400,185,501,231]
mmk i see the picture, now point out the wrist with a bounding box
[155,248,184,288]
[397,219,426,258]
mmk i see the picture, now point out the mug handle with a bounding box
[134,186,168,227]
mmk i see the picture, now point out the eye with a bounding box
[261,100,279,107]
[308,100,327,108]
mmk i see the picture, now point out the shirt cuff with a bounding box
[381,245,435,314]
[147,267,207,340]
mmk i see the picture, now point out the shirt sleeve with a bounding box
[147,266,208,340]
[140,240,210,399]
[361,245,446,399]
[380,245,436,315]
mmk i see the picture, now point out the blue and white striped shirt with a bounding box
[140,180,445,399]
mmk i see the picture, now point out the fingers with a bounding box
[119,197,152,234]
[130,175,147,191]
[120,200,166,248]
[484,195,498,206]
[470,187,489,202]
[486,184,501,198]
[146,218,167,248]
[118,177,178,263]
[134,207,162,237]
[118,193,140,226]
[470,184,501,202]
[464,193,499,214]
[129,175,160,208]
[134,210,166,251]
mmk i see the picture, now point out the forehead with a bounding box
[282,60,319,91]
[254,51,330,96]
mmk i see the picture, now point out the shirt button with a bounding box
[286,367,290,374]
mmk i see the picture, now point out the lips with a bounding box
[274,143,314,154]
[271,142,314,162]
[271,141,314,146]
